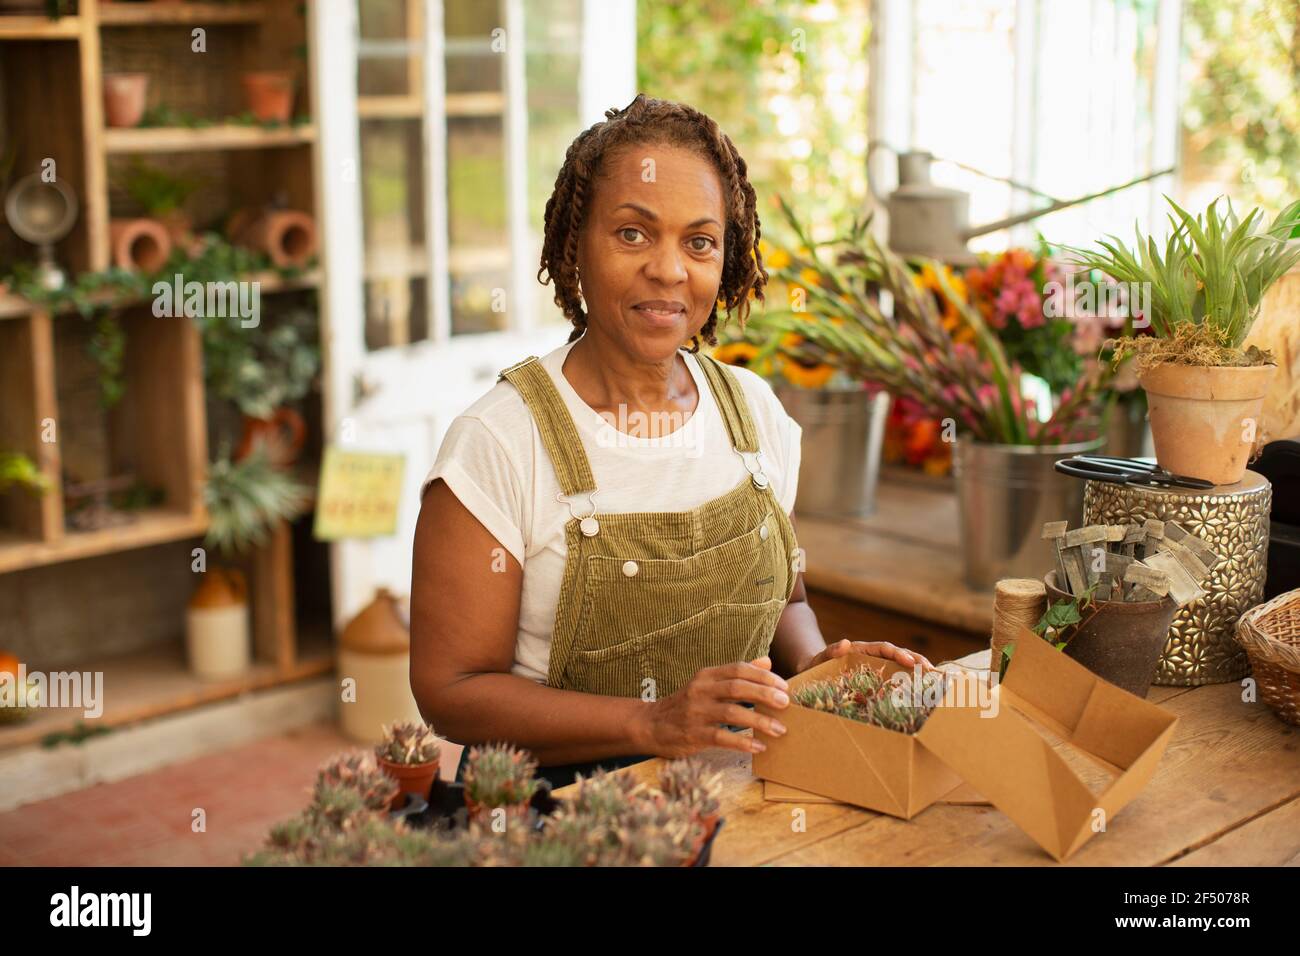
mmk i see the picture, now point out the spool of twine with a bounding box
[990,578,1048,673]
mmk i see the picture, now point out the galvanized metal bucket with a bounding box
[954,437,1104,590]
[775,387,890,518]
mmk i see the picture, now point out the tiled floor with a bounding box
[0,721,462,867]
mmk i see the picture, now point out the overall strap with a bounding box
[498,356,597,497]
[695,352,761,454]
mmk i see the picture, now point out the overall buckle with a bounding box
[737,450,769,490]
[557,490,601,537]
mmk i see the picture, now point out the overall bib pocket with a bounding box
[571,508,788,649]
[564,597,789,699]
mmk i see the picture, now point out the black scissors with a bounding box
[1054,455,1216,489]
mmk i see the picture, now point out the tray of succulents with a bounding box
[388,744,726,867]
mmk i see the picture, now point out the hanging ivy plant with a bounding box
[86,313,127,409]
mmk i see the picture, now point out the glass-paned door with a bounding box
[315,0,635,625]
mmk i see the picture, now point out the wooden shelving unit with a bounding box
[0,625,334,752]
[0,0,333,744]
[104,122,317,154]
[0,16,81,39]
[98,2,267,28]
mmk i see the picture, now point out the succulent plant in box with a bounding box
[374,720,441,808]
[794,663,945,735]
[462,742,540,822]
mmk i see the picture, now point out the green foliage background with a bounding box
[636,0,870,245]
[1184,0,1300,209]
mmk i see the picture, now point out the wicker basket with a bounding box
[1235,589,1300,725]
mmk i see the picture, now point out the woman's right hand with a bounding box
[634,656,790,758]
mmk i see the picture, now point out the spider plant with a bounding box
[203,447,311,555]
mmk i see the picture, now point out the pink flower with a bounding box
[1018,302,1045,329]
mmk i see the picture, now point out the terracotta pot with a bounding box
[241,71,295,124]
[235,408,307,467]
[109,218,173,272]
[1140,362,1276,486]
[1044,571,1178,698]
[376,756,440,810]
[232,208,317,269]
[103,73,149,129]
[683,812,720,867]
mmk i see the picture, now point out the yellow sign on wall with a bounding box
[313,447,406,540]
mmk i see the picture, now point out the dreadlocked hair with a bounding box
[537,94,767,353]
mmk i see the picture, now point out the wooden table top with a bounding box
[558,650,1300,866]
[796,481,994,635]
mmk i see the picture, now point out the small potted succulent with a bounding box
[374,720,441,808]
[658,759,723,854]
[601,792,703,867]
[461,742,541,823]
[314,752,400,819]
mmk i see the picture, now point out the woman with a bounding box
[411,95,931,787]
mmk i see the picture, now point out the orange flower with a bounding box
[780,361,835,388]
[713,341,773,376]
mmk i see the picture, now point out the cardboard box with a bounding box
[752,653,965,819]
[753,628,1179,860]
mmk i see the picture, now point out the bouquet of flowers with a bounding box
[964,246,1082,396]
[734,197,1112,446]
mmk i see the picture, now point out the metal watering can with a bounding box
[877,149,1174,265]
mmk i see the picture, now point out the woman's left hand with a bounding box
[795,639,933,675]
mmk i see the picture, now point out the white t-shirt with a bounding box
[420,337,802,684]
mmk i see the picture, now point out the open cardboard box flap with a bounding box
[918,626,1180,860]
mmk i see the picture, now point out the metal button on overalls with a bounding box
[498,350,800,700]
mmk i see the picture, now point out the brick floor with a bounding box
[0,720,465,867]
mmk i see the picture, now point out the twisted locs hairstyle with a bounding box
[537,94,767,353]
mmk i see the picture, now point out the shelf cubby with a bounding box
[0,0,333,733]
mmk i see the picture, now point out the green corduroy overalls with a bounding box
[498,349,800,702]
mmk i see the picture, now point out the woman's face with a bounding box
[576,142,726,363]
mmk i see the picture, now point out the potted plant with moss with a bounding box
[461,742,541,824]
[1069,197,1300,485]
[201,306,319,468]
[374,720,441,808]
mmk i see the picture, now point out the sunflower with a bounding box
[916,263,975,345]
[778,332,835,388]
[758,238,793,271]
[713,341,774,377]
